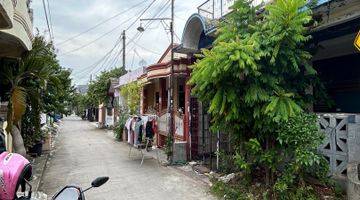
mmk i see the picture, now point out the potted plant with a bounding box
[114,114,127,141]
[26,129,45,156]
[21,107,45,157]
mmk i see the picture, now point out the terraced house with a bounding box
[0,0,33,58]
[140,0,360,178]
[0,0,33,151]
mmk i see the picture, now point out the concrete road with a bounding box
[39,116,215,200]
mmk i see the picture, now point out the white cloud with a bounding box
[32,0,205,85]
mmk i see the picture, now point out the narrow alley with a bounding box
[39,116,215,200]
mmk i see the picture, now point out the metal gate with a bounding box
[190,97,199,158]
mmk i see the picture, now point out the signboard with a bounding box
[355,31,360,51]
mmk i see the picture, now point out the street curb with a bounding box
[34,152,50,192]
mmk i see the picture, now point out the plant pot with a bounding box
[42,134,51,152]
[29,142,43,157]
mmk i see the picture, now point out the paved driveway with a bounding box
[39,116,215,200]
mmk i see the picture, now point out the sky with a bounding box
[31,0,205,85]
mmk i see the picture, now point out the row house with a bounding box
[138,45,192,161]
[114,67,146,114]
[98,78,119,128]
[0,0,33,152]
[0,0,33,58]
[124,0,360,169]
[168,0,360,173]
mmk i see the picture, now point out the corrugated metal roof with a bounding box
[116,67,146,87]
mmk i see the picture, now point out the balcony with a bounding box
[0,0,33,58]
[197,0,334,20]
[0,0,14,29]
[197,0,234,20]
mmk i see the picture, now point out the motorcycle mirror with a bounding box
[91,176,109,187]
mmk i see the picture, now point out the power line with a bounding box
[60,0,156,56]
[73,0,158,77]
[125,0,171,60]
[56,0,148,47]
[92,0,165,72]
[46,0,54,40]
[87,0,159,73]
[125,0,156,31]
[74,0,173,82]
[72,37,123,77]
[109,0,170,69]
[42,0,52,40]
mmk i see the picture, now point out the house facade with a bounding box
[0,0,33,58]
[138,45,193,161]
[0,0,33,152]
[173,0,360,170]
[114,66,146,115]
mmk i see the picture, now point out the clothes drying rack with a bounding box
[128,137,161,166]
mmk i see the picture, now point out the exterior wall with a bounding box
[313,0,360,29]
[98,104,106,128]
[0,0,14,28]
[0,0,33,57]
[147,63,188,79]
[318,113,360,192]
[105,108,114,128]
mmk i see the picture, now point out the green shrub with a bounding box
[114,113,127,140]
[274,113,327,196]
[211,181,247,200]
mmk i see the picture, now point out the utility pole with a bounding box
[136,0,175,163]
[122,30,126,69]
[168,0,175,164]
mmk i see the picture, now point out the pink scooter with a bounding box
[0,152,109,200]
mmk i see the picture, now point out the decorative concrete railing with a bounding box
[318,113,360,194]
[197,0,333,20]
[347,163,360,199]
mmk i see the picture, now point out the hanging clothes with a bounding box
[145,120,154,139]
[125,117,132,144]
[134,118,143,145]
[129,117,137,145]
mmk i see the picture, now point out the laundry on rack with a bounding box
[125,117,132,144]
[134,117,143,145]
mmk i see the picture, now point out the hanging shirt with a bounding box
[145,121,154,139]
[134,119,143,145]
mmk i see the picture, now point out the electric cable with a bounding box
[103,0,169,71]
[42,0,52,39]
[56,0,148,46]
[60,0,156,56]
[73,0,171,82]
[46,0,54,40]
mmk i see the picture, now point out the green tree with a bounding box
[0,36,56,153]
[189,0,328,197]
[43,67,74,116]
[87,67,127,106]
[120,81,142,115]
[0,35,74,154]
